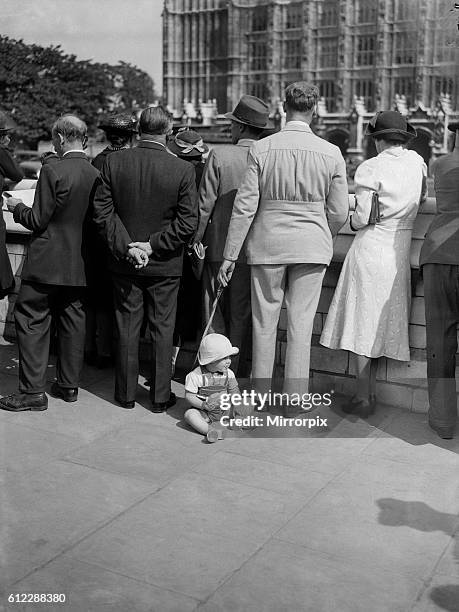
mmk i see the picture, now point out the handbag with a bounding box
[368,191,381,225]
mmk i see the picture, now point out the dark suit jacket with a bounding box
[92,140,198,277]
[13,152,99,286]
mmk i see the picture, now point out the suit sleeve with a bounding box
[13,163,57,232]
[92,159,133,259]
[194,150,219,243]
[325,154,349,237]
[222,150,260,261]
[149,165,198,252]
[0,147,24,183]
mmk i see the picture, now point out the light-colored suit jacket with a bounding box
[195,139,255,262]
[223,122,349,265]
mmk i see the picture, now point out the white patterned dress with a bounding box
[320,147,426,360]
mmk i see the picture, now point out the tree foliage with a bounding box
[0,36,156,147]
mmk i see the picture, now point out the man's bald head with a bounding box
[52,115,87,143]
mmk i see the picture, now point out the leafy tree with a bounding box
[0,36,156,147]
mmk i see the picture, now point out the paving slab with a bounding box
[0,420,81,477]
[197,538,422,612]
[224,435,376,477]
[0,460,157,585]
[63,419,223,485]
[67,472,308,600]
[0,388,151,444]
[428,531,459,599]
[275,474,459,580]
[412,574,459,611]
[8,557,198,612]
[189,449,333,497]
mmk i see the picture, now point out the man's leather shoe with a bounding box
[0,393,48,412]
[428,420,455,440]
[50,383,78,403]
[149,392,177,414]
[115,396,135,409]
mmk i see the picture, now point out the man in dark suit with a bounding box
[0,115,107,411]
[420,120,459,439]
[93,105,198,412]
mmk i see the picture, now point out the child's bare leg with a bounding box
[184,408,210,434]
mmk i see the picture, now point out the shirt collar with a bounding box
[284,121,313,131]
[140,138,166,148]
[63,149,85,156]
[237,138,256,147]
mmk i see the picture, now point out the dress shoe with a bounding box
[115,396,135,409]
[428,420,455,440]
[0,393,48,412]
[50,382,78,403]
[149,392,176,414]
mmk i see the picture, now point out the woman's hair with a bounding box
[105,130,132,148]
[374,135,407,146]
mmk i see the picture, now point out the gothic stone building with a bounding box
[163,0,459,167]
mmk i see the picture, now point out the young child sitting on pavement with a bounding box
[184,334,240,443]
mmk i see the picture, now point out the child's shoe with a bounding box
[206,428,226,443]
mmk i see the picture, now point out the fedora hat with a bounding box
[167,129,209,158]
[366,110,416,141]
[0,111,17,134]
[98,113,138,133]
[225,95,273,129]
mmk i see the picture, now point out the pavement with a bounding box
[0,340,458,612]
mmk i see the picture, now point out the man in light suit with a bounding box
[194,95,271,377]
[219,82,349,401]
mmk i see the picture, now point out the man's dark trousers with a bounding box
[15,281,86,393]
[112,274,180,404]
[423,263,459,432]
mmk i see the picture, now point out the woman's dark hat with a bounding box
[98,113,138,133]
[448,120,459,132]
[225,95,273,129]
[167,129,209,158]
[0,111,17,134]
[365,110,416,141]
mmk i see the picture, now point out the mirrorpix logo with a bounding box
[218,390,332,431]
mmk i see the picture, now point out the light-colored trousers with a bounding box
[251,263,326,395]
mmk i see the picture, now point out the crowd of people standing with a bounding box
[0,80,457,441]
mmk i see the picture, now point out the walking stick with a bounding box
[193,283,224,367]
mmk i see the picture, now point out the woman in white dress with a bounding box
[320,111,427,417]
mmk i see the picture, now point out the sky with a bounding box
[2,0,164,94]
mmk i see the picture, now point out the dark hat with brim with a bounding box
[448,120,459,132]
[366,110,416,141]
[167,129,209,158]
[225,95,273,129]
[98,113,138,133]
[0,111,17,134]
